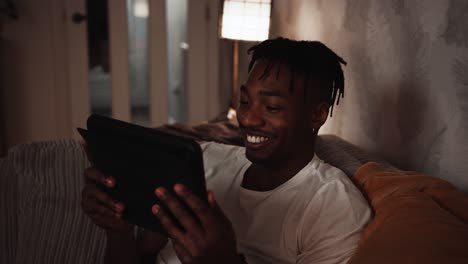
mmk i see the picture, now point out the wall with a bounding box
[0,0,71,151]
[268,0,468,191]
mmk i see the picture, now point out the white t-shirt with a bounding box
[157,142,371,264]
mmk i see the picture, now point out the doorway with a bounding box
[65,0,220,137]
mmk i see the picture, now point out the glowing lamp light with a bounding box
[220,0,272,42]
[133,0,149,18]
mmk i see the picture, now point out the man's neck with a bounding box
[241,145,316,192]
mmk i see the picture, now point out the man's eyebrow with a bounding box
[258,90,286,97]
[240,85,287,97]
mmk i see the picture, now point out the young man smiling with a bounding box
[81,38,371,264]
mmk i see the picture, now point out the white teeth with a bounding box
[246,134,270,144]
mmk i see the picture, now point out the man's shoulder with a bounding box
[309,156,363,197]
[313,156,349,183]
[298,156,369,216]
[293,155,352,194]
[295,161,371,264]
[300,156,371,225]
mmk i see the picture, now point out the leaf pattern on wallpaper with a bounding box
[340,1,381,142]
[363,1,430,163]
[391,0,404,16]
[362,1,392,143]
[453,58,468,90]
[453,58,468,119]
[419,58,468,174]
[396,10,430,150]
[343,0,371,32]
[442,0,468,47]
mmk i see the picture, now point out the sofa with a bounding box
[1,132,467,264]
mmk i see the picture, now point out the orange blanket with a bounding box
[348,162,468,264]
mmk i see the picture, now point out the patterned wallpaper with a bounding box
[269,0,468,191]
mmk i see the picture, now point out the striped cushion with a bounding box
[4,140,107,263]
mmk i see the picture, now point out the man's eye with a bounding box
[266,106,281,113]
[239,100,248,106]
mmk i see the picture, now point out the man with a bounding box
[81,38,371,264]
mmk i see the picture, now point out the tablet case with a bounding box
[78,115,207,233]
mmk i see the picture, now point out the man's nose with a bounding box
[239,106,264,127]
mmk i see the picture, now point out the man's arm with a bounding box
[104,228,168,264]
[104,228,139,264]
[136,229,169,264]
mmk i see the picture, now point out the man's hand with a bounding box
[80,141,169,263]
[80,140,129,231]
[152,184,242,264]
[81,167,130,231]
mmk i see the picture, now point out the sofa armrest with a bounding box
[316,135,398,176]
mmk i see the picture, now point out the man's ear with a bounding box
[310,102,329,130]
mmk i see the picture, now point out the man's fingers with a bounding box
[81,197,119,219]
[207,191,230,225]
[155,187,204,236]
[92,214,127,229]
[152,204,185,242]
[84,167,115,187]
[174,184,215,228]
[82,184,108,202]
[82,184,122,210]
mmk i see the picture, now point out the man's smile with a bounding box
[246,134,271,144]
[242,131,276,150]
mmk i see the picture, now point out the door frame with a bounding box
[187,0,221,124]
[65,0,90,138]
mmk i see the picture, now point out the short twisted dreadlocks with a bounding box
[247,37,347,117]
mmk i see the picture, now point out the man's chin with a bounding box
[245,150,272,165]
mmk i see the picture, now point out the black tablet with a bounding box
[78,114,207,233]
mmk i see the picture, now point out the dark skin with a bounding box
[81,59,329,263]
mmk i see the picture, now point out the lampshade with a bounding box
[133,0,149,18]
[220,0,272,42]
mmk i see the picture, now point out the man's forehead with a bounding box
[240,84,287,97]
